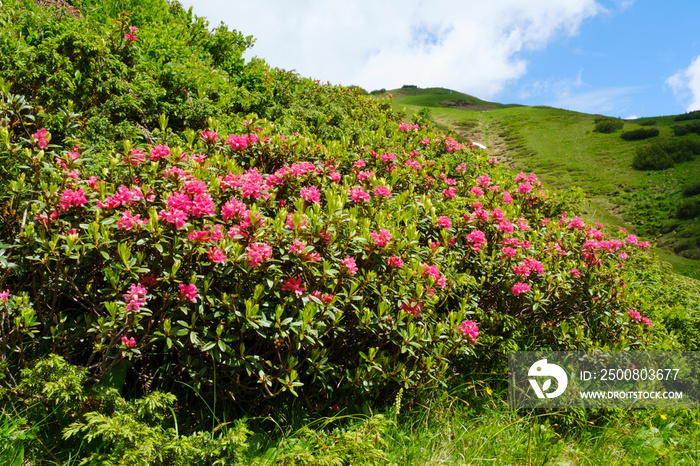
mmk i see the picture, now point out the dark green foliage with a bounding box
[631,139,700,170]
[631,145,674,170]
[593,117,624,133]
[682,181,700,197]
[620,127,659,141]
[638,119,656,126]
[674,110,700,121]
[677,198,700,219]
[370,88,387,95]
[673,121,700,136]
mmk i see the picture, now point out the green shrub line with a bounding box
[620,127,659,141]
[631,139,700,171]
[593,117,624,133]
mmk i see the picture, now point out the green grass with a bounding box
[390,87,700,279]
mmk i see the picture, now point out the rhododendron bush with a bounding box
[0,101,657,406]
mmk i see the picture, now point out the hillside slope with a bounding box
[389,87,700,279]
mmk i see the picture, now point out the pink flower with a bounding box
[442,187,456,199]
[200,130,218,142]
[32,128,49,149]
[436,216,452,229]
[465,229,487,251]
[117,210,147,230]
[311,291,334,304]
[286,213,307,231]
[470,186,484,197]
[208,247,227,263]
[570,268,581,278]
[568,216,586,230]
[227,134,249,151]
[149,145,170,161]
[502,191,513,204]
[373,185,392,198]
[222,198,248,222]
[300,185,321,204]
[625,234,639,245]
[124,283,147,312]
[357,170,375,182]
[289,239,306,255]
[353,159,366,168]
[502,247,517,258]
[641,317,652,328]
[58,188,87,211]
[511,282,531,296]
[246,242,272,268]
[401,299,423,318]
[121,336,136,348]
[282,277,305,296]
[330,171,341,183]
[160,208,188,230]
[341,256,358,276]
[457,320,479,344]
[0,290,9,302]
[370,229,392,248]
[179,283,198,302]
[348,187,370,203]
[628,309,642,322]
[387,256,404,268]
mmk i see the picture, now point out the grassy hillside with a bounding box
[389,87,700,279]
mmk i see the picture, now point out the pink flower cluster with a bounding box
[179,283,198,302]
[124,26,138,41]
[300,185,321,204]
[348,187,370,203]
[246,242,273,268]
[97,185,146,209]
[457,320,479,344]
[398,122,420,131]
[511,282,531,296]
[124,283,147,312]
[58,188,87,211]
[342,256,358,275]
[465,229,487,251]
[121,335,136,347]
[282,276,305,296]
[0,290,9,302]
[628,309,652,327]
[32,128,49,149]
[117,210,148,230]
[370,229,392,248]
[401,299,423,317]
[387,256,404,268]
[422,263,446,288]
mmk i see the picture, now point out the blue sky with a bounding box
[182,0,700,118]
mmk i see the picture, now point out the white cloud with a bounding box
[549,86,645,115]
[667,55,700,112]
[181,0,601,98]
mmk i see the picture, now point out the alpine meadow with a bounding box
[1,1,700,464]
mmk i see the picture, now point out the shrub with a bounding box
[631,145,674,170]
[631,140,700,170]
[677,198,700,219]
[673,121,700,136]
[620,127,659,141]
[682,182,700,197]
[674,110,700,122]
[638,120,656,126]
[593,118,624,133]
[0,101,655,413]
